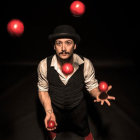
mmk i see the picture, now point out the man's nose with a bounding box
[61,43,66,51]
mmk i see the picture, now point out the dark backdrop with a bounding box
[0,0,139,64]
[0,0,139,140]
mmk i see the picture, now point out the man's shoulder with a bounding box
[46,55,55,61]
[83,56,91,62]
[38,55,56,68]
[38,58,47,68]
[75,53,90,60]
[39,55,54,63]
[39,57,47,63]
[76,54,91,63]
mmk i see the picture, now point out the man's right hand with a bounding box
[44,112,57,131]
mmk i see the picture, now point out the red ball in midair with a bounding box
[70,1,86,17]
[98,81,108,92]
[62,63,74,75]
[48,120,55,129]
[7,19,24,37]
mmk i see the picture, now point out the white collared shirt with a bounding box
[37,53,98,92]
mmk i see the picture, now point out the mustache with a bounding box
[59,51,70,55]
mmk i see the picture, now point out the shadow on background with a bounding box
[36,97,50,140]
[35,87,111,140]
[0,0,139,139]
[0,110,14,140]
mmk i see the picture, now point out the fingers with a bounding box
[94,99,105,105]
[55,121,58,127]
[47,121,57,131]
[107,85,112,92]
[104,95,115,106]
[108,95,115,100]
[45,117,57,131]
[44,115,50,128]
[94,96,115,106]
[47,127,57,131]
[101,100,104,105]
[94,99,100,103]
[105,99,111,106]
[46,122,57,131]
[95,99,111,106]
[94,85,115,106]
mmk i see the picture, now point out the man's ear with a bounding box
[74,44,77,50]
[54,45,56,50]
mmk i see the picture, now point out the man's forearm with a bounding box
[38,91,53,114]
[89,87,101,98]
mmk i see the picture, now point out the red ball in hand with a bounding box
[70,1,86,17]
[62,63,74,75]
[98,81,108,92]
[48,120,55,129]
[7,19,24,37]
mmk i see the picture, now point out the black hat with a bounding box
[48,25,80,43]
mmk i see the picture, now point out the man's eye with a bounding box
[56,42,61,45]
[66,41,72,45]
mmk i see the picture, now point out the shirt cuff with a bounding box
[86,83,99,92]
[38,85,49,92]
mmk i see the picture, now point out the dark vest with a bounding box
[47,55,85,109]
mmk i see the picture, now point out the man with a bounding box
[37,25,115,140]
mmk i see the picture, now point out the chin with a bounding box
[58,54,73,62]
[59,54,70,59]
[60,56,69,60]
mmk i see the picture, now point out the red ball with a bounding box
[7,19,24,37]
[70,1,86,17]
[62,63,74,75]
[98,81,108,92]
[48,120,55,129]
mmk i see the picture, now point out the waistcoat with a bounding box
[47,55,85,109]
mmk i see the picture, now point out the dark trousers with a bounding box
[52,99,90,137]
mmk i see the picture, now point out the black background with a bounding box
[0,0,139,63]
[0,0,140,140]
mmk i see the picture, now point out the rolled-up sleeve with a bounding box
[37,58,49,92]
[84,58,99,91]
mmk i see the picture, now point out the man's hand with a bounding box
[94,85,115,106]
[44,112,57,131]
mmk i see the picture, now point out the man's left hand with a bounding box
[94,85,115,106]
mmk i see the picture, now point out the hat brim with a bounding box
[48,33,80,43]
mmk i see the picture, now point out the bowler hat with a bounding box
[48,25,80,43]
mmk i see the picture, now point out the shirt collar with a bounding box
[51,53,84,68]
